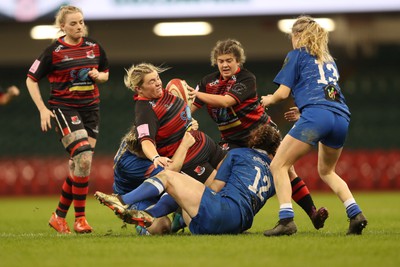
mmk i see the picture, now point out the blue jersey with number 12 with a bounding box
[216,147,276,231]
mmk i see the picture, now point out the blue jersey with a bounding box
[216,148,276,231]
[274,48,350,120]
[113,141,163,194]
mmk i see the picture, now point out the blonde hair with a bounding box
[114,125,142,168]
[291,15,333,63]
[122,125,139,153]
[54,5,87,36]
[124,63,170,92]
[210,39,246,66]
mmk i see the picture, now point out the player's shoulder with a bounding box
[227,147,252,156]
[236,68,256,81]
[118,150,149,166]
[133,98,155,115]
[291,48,304,55]
[292,48,315,60]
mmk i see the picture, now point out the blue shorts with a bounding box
[289,107,349,149]
[189,188,242,235]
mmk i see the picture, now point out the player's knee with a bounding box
[77,150,93,168]
[158,170,174,184]
[269,160,281,173]
[68,158,75,172]
[71,149,93,176]
[317,164,334,179]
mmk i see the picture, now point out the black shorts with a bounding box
[219,119,279,151]
[181,135,226,184]
[52,108,100,139]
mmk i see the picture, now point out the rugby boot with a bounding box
[74,217,93,234]
[347,212,368,235]
[94,191,128,217]
[263,218,297,237]
[123,209,154,228]
[48,212,71,234]
[311,207,329,230]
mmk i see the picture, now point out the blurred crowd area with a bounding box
[0,44,399,193]
[1,150,399,195]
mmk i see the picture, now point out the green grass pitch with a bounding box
[0,192,399,267]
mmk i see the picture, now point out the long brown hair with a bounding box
[247,124,281,156]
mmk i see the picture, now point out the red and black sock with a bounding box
[55,176,74,218]
[291,177,316,217]
[72,175,89,218]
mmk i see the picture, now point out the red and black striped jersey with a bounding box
[135,89,193,158]
[27,36,109,110]
[135,89,218,167]
[193,68,269,147]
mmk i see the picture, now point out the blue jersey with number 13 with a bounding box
[274,48,350,120]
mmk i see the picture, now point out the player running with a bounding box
[261,15,367,236]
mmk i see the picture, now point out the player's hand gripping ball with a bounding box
[166,78,193,107]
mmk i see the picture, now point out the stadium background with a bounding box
[0,2,399,195]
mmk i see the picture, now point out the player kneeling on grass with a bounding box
[96,123,283,235]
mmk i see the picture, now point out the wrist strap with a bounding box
[152,155,160,162]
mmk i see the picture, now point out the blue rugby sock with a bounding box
[344,198,361,218]
[121,177,164,205]
[147,193,178,218]
[279,203,294,220]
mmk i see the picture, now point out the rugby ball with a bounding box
[166,78,193,107]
